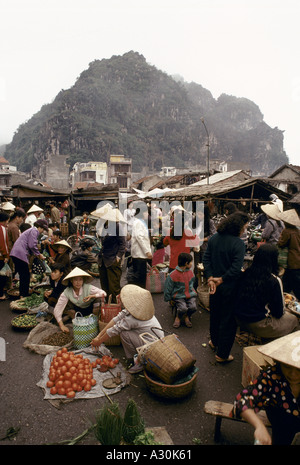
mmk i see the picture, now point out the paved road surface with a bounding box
[0,278,256,449]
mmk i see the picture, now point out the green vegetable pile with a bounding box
[12,314,38,328]
[93,399,160,445]
[94,402,123,445]
[122,399,145,443]
[15,290,45,309]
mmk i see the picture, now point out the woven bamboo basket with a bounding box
[100,294,122,323]
[11,313,38,331]
[7,288,20,299]
[197,285,210,311]
[98,320,121,346]
[89,270,100,277]
[144,370,197,399]
[139,333,196,385]
[10,298,30,313]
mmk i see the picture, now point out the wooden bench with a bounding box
[204,400,271,442]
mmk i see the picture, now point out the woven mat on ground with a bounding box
[235,331,263,347]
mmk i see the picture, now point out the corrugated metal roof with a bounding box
[157,177,291,200]
[189,170,249,186]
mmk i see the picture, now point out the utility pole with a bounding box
[201,117,210,185]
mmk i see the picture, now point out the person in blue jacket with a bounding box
[164,252,197,328]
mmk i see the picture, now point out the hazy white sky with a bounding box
[1,0,299,165]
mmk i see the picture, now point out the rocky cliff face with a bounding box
[4,51,288,178]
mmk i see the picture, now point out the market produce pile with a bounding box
[41,332,73,347]
[47,348,97,398]
[46,348,120,399]
[10,289,45,311]
[11,313,38,329]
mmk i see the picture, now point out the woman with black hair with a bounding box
[234,243,299,340]
[203,211,250,362]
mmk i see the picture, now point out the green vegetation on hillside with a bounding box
[4,51,288,175]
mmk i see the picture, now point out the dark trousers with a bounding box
[282,268,300,300]
[266,407,300,445]
[209,285,237,359]
[174,297,197,318]
[99,259,122,303]
[12,257,30,297]
[129,258,148,289]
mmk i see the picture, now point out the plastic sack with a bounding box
[23,321,73,355]
[0,263,12,276]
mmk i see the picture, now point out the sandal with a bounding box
[185,318,192,328]
[215,354,234,363]
[173,318,181,328]
[208,340,216,351]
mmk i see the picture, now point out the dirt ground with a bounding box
[0,274,259,452]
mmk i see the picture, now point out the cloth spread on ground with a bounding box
[37,346,130,406]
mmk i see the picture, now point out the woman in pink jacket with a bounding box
[10,219,48,298]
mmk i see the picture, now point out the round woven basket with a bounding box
[7,288,20,299]
[10,299,30,313]
[144,370,197,399]
[11,313,38,331]
[89,270,100,277]
[98,320,121,346]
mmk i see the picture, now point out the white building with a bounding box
[70,161,108,187]
[160,166,177,177]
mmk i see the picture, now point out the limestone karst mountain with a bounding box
[4,51,288,177]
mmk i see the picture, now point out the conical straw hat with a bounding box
[51,239,72,251]
[170,205,187,214]
[27,204,44,214]
[120,284,155,320]
[258,330,300,369]
[62,267,94,286]
[91,203,127,223]
[261,203,281,221]
[1,201,15,211]
[278,209,300,227]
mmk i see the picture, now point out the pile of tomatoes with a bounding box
[96,355,119,372]
[46,348,97,399]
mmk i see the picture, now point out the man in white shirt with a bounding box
[129,208,152,288]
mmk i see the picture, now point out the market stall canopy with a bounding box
[153,177,291,204]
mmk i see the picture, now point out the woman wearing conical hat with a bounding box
[91,284,164,374]
[49,239,72,275]
[277,209,300,301]
[25,204,44,227]
[53,267,106,333]
[260,203,284,245]
[232,331,300,445]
